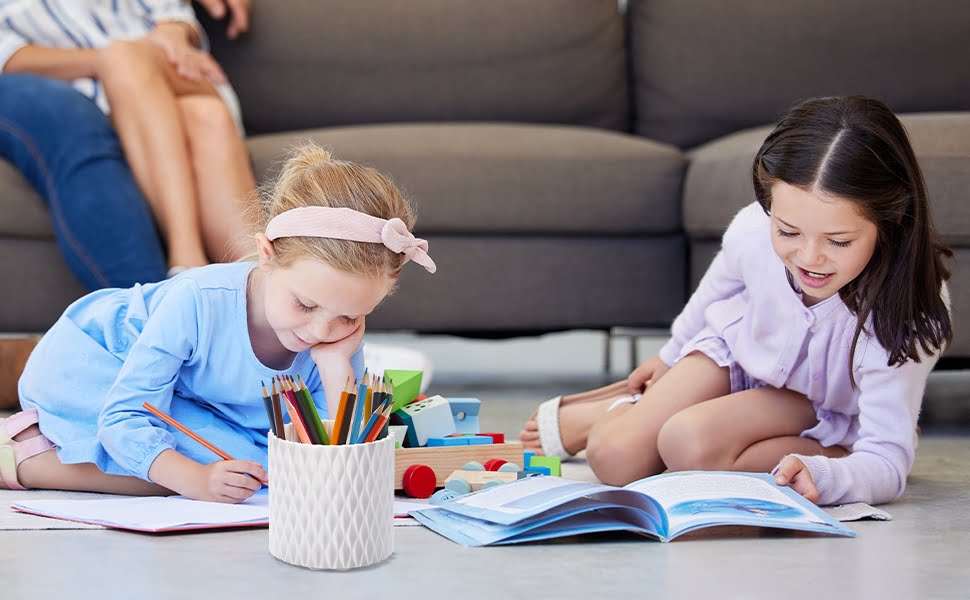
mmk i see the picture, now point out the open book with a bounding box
[411,471,855,546]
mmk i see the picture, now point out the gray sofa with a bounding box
[1,0,968,361]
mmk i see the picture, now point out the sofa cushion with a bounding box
[0,160,54,238]
[246,123,686,234]
[369,235,686,333]
[206,0,629,134]
[629,0,970,148]
[682,113,970,246]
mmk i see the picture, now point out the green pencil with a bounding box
[296,375,330,445]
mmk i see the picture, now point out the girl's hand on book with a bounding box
[196,460,268,504]
[626,355,670,394]
[772,456,819,503]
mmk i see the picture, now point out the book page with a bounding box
[11,488,269,531]
[439,476,659,527]
[627,471,853,538]
[413,503,661,547]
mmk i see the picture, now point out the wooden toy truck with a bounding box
[395,442,524,496]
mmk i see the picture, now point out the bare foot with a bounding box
[519,397,616,456]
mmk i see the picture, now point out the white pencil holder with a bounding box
[268,422,394,570]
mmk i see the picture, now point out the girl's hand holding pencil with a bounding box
[143,401,268,503]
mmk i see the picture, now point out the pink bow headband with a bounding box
[265,207,437,274]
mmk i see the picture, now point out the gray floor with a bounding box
[2,332,969,598]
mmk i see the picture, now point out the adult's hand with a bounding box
[195,0,250,40]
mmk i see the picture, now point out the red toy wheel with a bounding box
[402,464,436,498]
[484,459,507,472]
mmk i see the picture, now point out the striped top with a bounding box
[0,0,207,114]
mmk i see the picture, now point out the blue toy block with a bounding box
[393,395,456,447]
[427,434,491,447]
[427,436,470,446]
[523,450,536,469]
[525,465,551,476]
[448,398,481,434]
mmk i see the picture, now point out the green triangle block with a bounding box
[384,369,423,413]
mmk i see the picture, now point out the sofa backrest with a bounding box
[629,0,970,149]
[204,0,629,135]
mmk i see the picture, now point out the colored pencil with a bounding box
[349,377,368,443]
[296,375,330,445]
[363,403,393,444]
[336,383,358,445]
[353,397,386,444]
[277,378,312,444]
[142,401,234,461]
[378,381,393,439]
[270,379,285,439]
[260,380,278,437]
[330,377,352,445]
[362,374,374,421]
[285,376,322,445]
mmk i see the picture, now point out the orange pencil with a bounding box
[283,394,312,444]
[142,401,234,461]
[330,377,352,445]
[362,403,392,444]
[363,373,374,418]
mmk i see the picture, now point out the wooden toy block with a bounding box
[448,397,481,433]
[478,432,505,443]
[427,436,467,446]
[429,435,492,446]
[384,369,423,412]
[444,469,518,492]
[392,395,456,446]
[528,455,561,477]
[394,442,524,490]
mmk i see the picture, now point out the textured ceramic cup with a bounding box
[268,423,394,570]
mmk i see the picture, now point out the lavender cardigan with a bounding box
[660,202,942,505]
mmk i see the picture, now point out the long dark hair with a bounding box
[752,96,952,383]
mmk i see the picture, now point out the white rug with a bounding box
[1,457,885,530]
[1,489,109,530]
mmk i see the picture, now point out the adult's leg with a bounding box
[0,74,167,289]
[585,352,731,486]
[176,94,255,261]
[656,387,848,473]
[99,41,255,266]
[97,41,211,269]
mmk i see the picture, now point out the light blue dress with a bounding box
[18,262,364,481]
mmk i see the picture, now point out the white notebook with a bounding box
[11,489,425,533]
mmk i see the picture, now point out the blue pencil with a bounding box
[353,398,387,444]
[349,376,369,442]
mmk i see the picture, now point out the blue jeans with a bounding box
[0,74,167,290]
